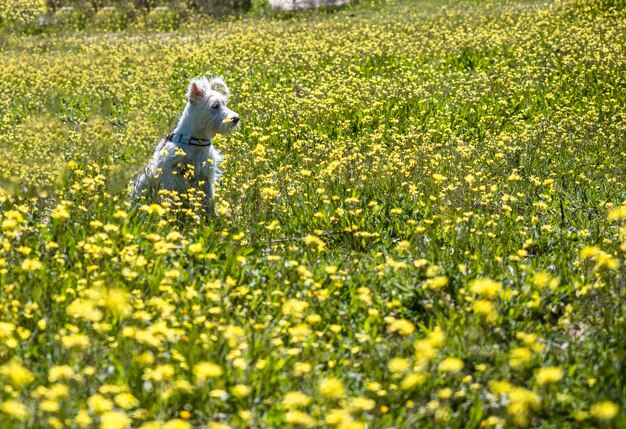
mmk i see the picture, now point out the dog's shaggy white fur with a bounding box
[131,76,240,211]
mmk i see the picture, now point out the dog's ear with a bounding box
[187,78,206,103]
[209,77,230,96]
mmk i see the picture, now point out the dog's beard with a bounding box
[219,122,239,136]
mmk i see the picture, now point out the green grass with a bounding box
[0,0,625,427]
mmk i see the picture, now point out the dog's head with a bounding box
[186,76,240,139]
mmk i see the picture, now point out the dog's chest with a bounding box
[155,143,215,182]
[172,153,214,181]
[175,155,214,180]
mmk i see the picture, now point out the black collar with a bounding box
[166,133,212,147]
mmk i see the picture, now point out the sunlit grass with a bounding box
[0,0,625,427]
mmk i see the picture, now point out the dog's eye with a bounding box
[212,103,220,109]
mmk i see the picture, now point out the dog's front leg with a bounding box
[196,178,215,217]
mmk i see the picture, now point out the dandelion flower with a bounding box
[388,357,410,374]
[87,394,114,414]
[207,423,231,429]
[0,399,29,420]
[0,360,35,388]
[283,391,312,408]
[319,377,345,399]
[349,397,376,411]
[285,410,315,428]
[99,411,131,429]
[438,357,464,373]
[114,392,140,410]
[400,373,426,390]
[163,419,192,429]
[21,258,42,271]
[387,319,415,336]
[231,384,252,398]
[589,401,619,421]
[535,367,563,386]
[193,362,223,381]
[468,278,501,299]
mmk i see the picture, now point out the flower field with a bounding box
[1,0,625,427]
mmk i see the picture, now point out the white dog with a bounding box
[131,76,240,212]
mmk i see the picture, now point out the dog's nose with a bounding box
[232,116,240,124]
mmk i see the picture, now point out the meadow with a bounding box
[0,0,625,427]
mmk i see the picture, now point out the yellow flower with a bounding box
[325,408,352,425]
[589,401,619,421]
[424,276,449,290]
[141,204,166,216]
[293,362,312,376]
[163,419,192,429]
[140,422,164,429]
[87,394,114,414]
[387,318,415,336]
[39,400,60,413]
[579,246,620,270]
[238,410,251,422]
[231,384,251,398]
[67,298,103,322]
[207,422,231,429]
[285,410,315,428]
[51,203,70,221]
[188,243,203,253]
[473,299,498,323]
[400,372,426,390]
[438,388,453,399]
[349,396,375,411]
[339,421,365,429]
[283,391,312,408]
[320,377,345,399]
[209,389,227,399]
[48,365,75,382]
[44,383,70,401]
[114,392,140,410]
[468,278,501,299]
[438,357,464,373]
[580,246,600,260]
[483,416,504,426]
[608,204,626,221]
[143,365,175,382]
[532,272,551,288]
[75,409,92,427]
[509,346,533,368]
[428,327,446,347]
[21,258,42,271]
[414,342,436,362]
[283,299,309,319]
[252,142,267,155]
[535,366,563,386]
[193,362,223,381]
[0,322,15,338]
[175,380,193,393]
[0,399,29,420]
[329,324,342,334]
[100,411,131,429]
[303,234,326,251]
[0,359,35,387]
[387,357,410,374]
[61,333,90,349]
[489,381,541,426]
[104,288,131,316]
[289,323,312,342]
